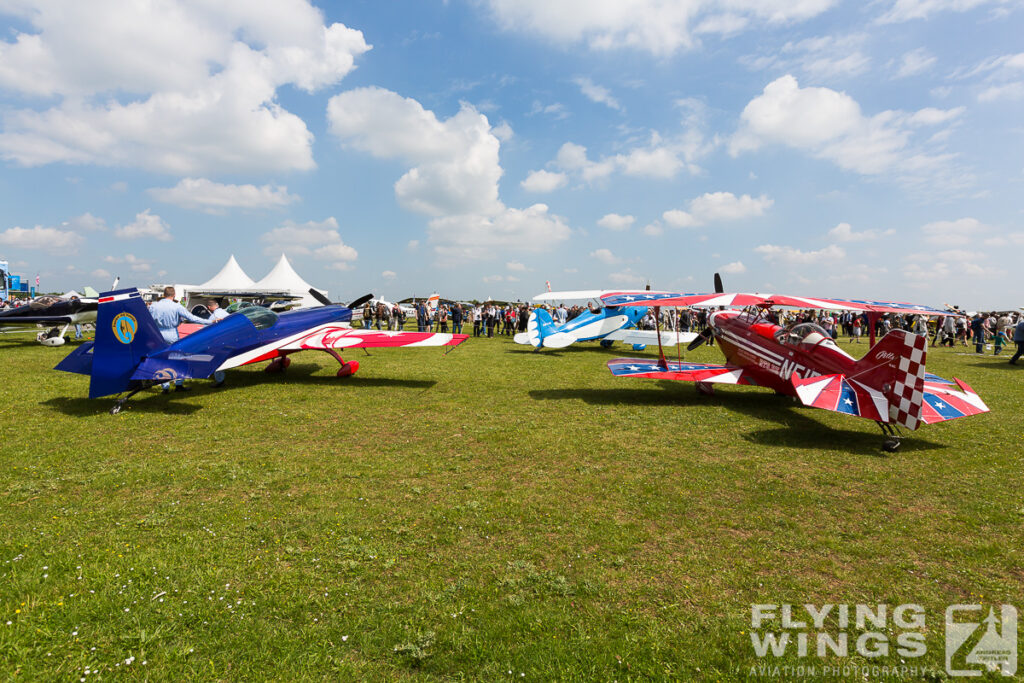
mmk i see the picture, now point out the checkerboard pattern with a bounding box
[887,331,928,430]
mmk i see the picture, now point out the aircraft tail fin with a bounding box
[851,328,929,430]
[513,308,573,348]
[82,288,167,398]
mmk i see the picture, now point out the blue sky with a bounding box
[0,0,1021,307]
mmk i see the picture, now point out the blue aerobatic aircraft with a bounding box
[513,290,697,350]
[56,288,467,413]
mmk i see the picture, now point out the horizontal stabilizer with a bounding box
[54,342,95,375]
[919,377,989,425]
[791,374,888,422]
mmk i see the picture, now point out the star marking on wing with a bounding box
[935,401,946,409]
[843,398,854,406]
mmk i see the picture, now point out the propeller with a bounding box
[308,288,374,309]
[687,271,723,351]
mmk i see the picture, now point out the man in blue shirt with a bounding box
[149,286,210,391]
[1009,316,1024,365]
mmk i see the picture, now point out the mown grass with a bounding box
[0,330,1021,681]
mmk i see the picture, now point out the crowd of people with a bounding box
[5,293,1024,365]
[356,299,1024,364]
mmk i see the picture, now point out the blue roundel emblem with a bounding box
[112,312,138,344]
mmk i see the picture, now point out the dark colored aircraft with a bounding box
[0,295,98,345]
[56,288,467,413]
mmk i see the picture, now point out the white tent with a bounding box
[197,255,256,290]
[254,254,327,308]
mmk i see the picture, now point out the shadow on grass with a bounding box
[529,384,944,456]
[43,364,438,417]
[42,395,204,417]
[506,344,664,358]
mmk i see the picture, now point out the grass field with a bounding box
[1,329,1021,681]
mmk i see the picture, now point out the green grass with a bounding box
[1,331,1021,681]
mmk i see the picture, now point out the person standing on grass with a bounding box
[150,286,210,392]
[452,303,463,334]
[1010,316,1024,365]
[971,313,986,354]
[206,300,228,386]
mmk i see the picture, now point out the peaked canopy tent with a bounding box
[197,255,257,290]
[155,254,327,309]
[253,254,327,309]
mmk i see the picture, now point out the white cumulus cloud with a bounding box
[597,213,635,231]
[573,77,621,110]
[328,87,571,260]
[719,261,747,274]
[754,243,845,264]
[260,217,358,267]
[920,217,987,246]
[0,1,370,174]
[0,224,84,252]
[148,178,299,213]
[827,222,896,241]
[480,0,837,56]
[521,169,568,193]
[114,209,171,241]
[663,192,773,228]
[730,75,966,188]
[590,248,620,264]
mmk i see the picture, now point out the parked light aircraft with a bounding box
[513,290,697,350]
[598,279,988,451]
[56,288,467,414]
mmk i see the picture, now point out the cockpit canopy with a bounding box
[239,306,278,330]
[774,322,830,347]
[28,296,64,309]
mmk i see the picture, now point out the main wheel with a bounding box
[882,438,900,453]
[337,361,359,378]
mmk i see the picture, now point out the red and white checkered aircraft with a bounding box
[602,284,988,451]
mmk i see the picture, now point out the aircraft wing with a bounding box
[0,315,75,325]
[533,290,619,302]
[605,329,699,345]
[287,328,469,351]
[607,358,754,384]
[599,291,954,315]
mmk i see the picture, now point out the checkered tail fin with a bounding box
[855,329,928,430]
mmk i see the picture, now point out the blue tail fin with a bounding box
[86,288,167,397]
[514,308,576,349]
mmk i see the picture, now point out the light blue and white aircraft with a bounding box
[514,290,698,350]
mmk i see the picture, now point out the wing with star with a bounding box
[791,374,889,422]
[790,372,989,425]
[919,377,989,425]
[607,358,755,384]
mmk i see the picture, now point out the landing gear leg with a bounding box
[878,422,901,452]
[325,348,359,378]
[110,382,154,415]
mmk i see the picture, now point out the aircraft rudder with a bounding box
[857,328,929,430]
[88,289,167,397]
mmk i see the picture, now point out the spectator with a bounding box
[150,286,210,391]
